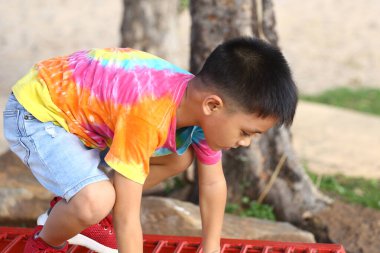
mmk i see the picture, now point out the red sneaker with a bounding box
[24,225,68,253]
[37,197,118,253]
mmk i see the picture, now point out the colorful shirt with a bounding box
[12,48,221,184]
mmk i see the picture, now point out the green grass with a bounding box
[302,87,380,209]
[308,170,380,210]
[164,176,185,194]
[178,0,189,12]
[225,196,276,221]
[301,87,380,116]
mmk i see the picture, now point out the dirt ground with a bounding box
[275,0,380,94]
[291,101,380,179]
[305,200,380,253]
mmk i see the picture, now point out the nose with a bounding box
[237,137,251,147]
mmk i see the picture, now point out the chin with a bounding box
[208,144,222,151]
[203,134,223,151]
[212,145,226,151]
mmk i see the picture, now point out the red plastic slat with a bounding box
[174,241,187,253]
[0,226,347,253]
[1,234,24,253]
[152,240,167,253]
[239,245,251,253]
[284,247,295,253]
[265,246,273,253]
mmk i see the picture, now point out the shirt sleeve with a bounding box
[104,115,159,184]
[191,126,222,165]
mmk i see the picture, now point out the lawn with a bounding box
[301,87,380,116]
[302,86,380,210]
[308,171,380,210]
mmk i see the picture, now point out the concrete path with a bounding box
[291,101,380,179]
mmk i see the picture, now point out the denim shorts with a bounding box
[2,93,110,201]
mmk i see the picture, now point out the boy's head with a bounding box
[189,37,298,150]
[194,37,298,127]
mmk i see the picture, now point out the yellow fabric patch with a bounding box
[90,48,160,61]
[12,68,70,131]
[105,152,147,185]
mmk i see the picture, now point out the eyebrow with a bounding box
[246,129,263,134]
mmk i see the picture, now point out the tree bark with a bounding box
[261,0,279,45]
[120,0,179,60]
[190,0,254,74]
[190,0,331,224]
[120,0,332,225]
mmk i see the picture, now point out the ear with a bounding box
[202,95,224,116]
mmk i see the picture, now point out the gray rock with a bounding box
[0,150,314,243]
[0,95,9,156]
[142,196,315,242]
[0,150,53,222]
[223,214,315,242]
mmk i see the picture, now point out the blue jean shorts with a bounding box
[2,93,110,201]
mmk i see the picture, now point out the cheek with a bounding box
[207,125,235,146]
[201,125,222,148]
[201,118,236,148]
[202,126,216,143]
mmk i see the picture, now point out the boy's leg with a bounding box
[38,180,115,247]
[3,94,116,251]
[144,148,194,190]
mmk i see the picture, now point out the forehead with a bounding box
[232,112,278,131]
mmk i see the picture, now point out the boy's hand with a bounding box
[113,171,144,253]
[198,160,227,253]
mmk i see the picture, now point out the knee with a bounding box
[71,181,115,226]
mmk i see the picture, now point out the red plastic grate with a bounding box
[0,226,346,253]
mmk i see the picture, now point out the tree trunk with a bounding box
[120,0,179,60]
[120,0,331,225]
[190,0,331,224]
[261,0,279,45]
[190,0,254,74]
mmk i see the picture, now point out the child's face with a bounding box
[201,109,277,151]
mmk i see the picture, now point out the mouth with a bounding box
[222,146,237,151]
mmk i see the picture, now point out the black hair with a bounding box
[196,37,298,126]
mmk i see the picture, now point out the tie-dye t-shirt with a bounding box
[12,48,221,184]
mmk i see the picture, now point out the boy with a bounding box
[3,37,297,253]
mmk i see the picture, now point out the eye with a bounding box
[241,131,250,137]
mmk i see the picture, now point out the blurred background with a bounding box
[1,0,379,180]
[1,0,379,93]
[1,1,379,252]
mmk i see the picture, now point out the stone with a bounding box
[0,95,9,156]
[1,150,314,242]
[141,196,315,242]
[141,196,202,236]
[0,150,53,224]
[223,214,315,242]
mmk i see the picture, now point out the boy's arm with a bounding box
[198,160,227,253]
[113,171,144,253]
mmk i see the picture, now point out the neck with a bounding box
[176,78,200,129]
